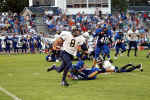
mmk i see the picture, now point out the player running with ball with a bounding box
[47,26,84,86]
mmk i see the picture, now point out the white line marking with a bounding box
[0,86,22,100]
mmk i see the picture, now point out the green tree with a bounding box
[0,0,28,13]
[7,0,29,13]
[0,0,8,12]
[112,0,128,12]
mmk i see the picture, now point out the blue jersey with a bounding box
[28,38,35,48]
[94,28,112,46]
[71,60,100,80]
[36,36,41,44]
[4,38,11,47]
[114,32,124,40]
[114,32,124,44]
[0,39,2,50]
[107,29,113,38]
[12,37,18,47]
[36,36,42,48]
[20,38,27,47]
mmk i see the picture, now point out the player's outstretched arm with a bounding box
[53,38,64,50]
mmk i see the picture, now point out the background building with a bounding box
[29,0,111,15]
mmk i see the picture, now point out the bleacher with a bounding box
[128,6,150,13]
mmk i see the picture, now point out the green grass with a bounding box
[0,50,150,100]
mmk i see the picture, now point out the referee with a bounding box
[127,33,138,57]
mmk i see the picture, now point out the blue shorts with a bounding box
[103,45,110,55]
[95,46,103,59]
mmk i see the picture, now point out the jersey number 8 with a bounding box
[70,39,76,47]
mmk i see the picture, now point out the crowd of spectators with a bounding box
[0,10,150,55]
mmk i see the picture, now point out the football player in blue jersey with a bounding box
[4,36,11,55]
[0,38,2,53]
[20,36,28,54]
[92,25,112,67]
[70,56,143,80]
[12,34,19,54]
[68,60,105,80]
[101,27,113,60]
[28,36,35,54]
[114,31,126,59]
[36,35,42,53]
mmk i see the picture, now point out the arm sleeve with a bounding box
[59,31,68,40]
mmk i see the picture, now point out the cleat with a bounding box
[114,56,118,60]
[146,55,149,58]
[61,81,69,87]
[47,64,56,72]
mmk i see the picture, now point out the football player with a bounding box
[12,34,19,54]
[20,36,28,54]
[96,57,143,73]
[68,60,105,80]
[0,38,2,53]
[4,36,12,55]
[101,27,113,60]
[47,26,84,86]
[92,25,112,67]
[114,31,126,59]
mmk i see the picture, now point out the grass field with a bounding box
[0,50,150,100]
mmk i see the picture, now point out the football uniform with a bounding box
[36,36,42,51]
[50,31,84,86]
[0,39,2,52]
[103,60,116,70]
[12,36,18,53]
[60,31,84,56]
[28,37,35,53]
[4,37,12,53]
[20,37,28,53]
[114,32,126,57]
[70,60,103,80]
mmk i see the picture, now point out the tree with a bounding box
[0,0,29,13]
[0,0,8,12]
[112,0,128,12]
[7,0,29,13]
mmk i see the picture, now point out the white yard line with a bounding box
[0,86,22,100]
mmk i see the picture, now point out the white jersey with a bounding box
[60,31,84,56]
[103,60,115,70]
[78,35,86,43]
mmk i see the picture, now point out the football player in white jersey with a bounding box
[96,57,143,73]
[47,27,84,86]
